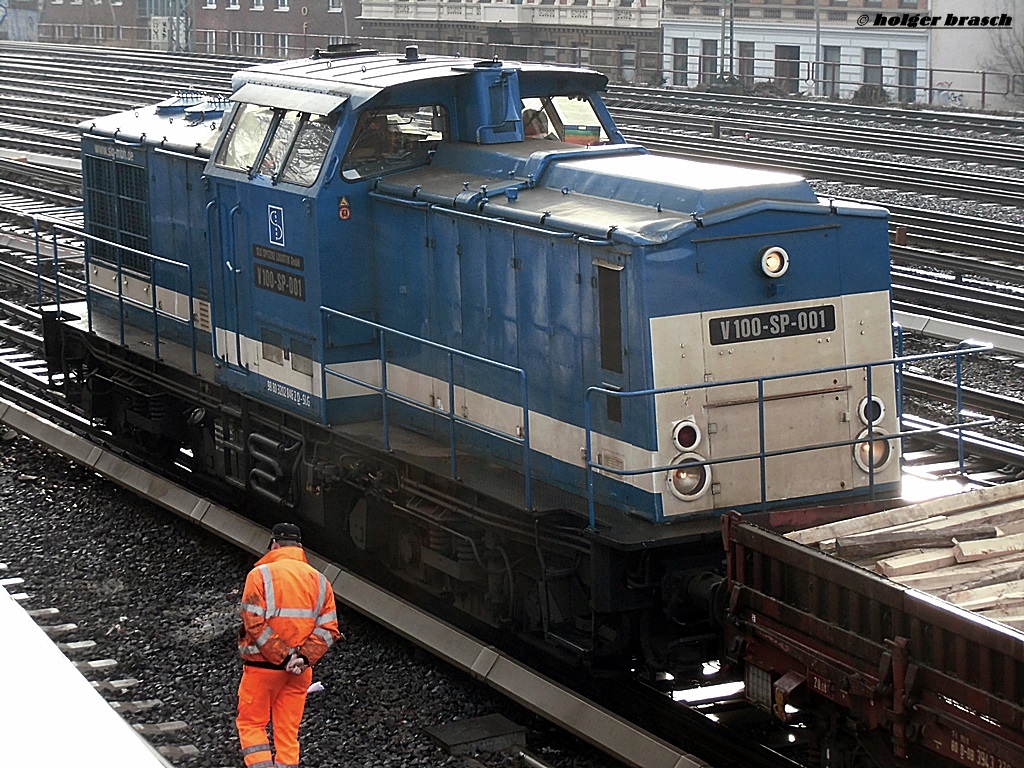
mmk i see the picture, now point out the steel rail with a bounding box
[892,246,1024,283]
[627,129,1024,207]
[606,85,1024,136]
[607,105,1024,168]
[903,372,1024,423]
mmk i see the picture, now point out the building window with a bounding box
[863,47,882,87]
[619,44,636,84]
[897,49,917,103]
[573,44,590,67]
[277,0,288,9]
[253,32,264,55]
[738,40,754,87]
[775,44,800,93]
[230,30,243,52]
[541,41,557,63]
[699,39,717,84]
[277,33,289,56]
[822,45,840,97]
[328,0,342,9]
[672,37,687,86]
[253,0,264,8]
[203,29,216,51]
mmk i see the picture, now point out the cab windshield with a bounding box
[215,103,337,187]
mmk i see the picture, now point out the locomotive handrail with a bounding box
[204,199,221,363]
[583,340,992,529]
[319,307,534,511]
[21,214,200,375]
[225,203,245,371]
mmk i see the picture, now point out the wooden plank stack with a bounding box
[784,481,1024,631]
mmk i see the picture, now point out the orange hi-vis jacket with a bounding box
[238,547,341,668]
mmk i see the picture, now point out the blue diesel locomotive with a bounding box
[48,46,901,672]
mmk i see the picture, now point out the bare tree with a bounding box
[986,11,1024,107]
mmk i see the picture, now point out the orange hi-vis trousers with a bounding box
[237,665,313,768]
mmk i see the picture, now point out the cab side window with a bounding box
[342,104,447,181]
[520,96,607,145]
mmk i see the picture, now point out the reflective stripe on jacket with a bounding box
[238,546,341,667]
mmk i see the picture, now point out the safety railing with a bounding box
[584,340,993,530]
[320,307,533,511]
[14,210,201,375]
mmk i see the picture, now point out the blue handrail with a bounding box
[17,211,200,375]
[320,307,533,511]
[584,340,993,529]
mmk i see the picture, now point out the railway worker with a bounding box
[236,522,343,768]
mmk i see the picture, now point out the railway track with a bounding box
[605,84,1024,137]
[605,104,1024,168]
[5,44,1024,767]
[0,385,800,768]
[0,559,201,761]
[617,127,1024,208]
[0,206,1012,768]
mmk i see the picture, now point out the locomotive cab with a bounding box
[201,50,622,425]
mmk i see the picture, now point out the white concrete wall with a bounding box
[929,0,1022,110]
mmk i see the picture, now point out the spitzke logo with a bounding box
[859,12,1013,28]
[268,205,285,247]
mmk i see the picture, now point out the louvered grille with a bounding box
[84,154,152,276]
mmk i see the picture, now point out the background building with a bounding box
[357,0,662,84]
[2,0,1021,110]
[662,0,1021,109]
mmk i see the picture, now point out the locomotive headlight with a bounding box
[671,420,702,452]
[853,428,894,472]
[858,396,886,426]
[667,452,711,501]
[759,246,789,278]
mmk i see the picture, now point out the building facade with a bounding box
[9,0,1022,109]
[662,0,1021,109]
[357,0,663,84]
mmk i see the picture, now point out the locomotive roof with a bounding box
[231,50,609,111]
[78,93,228,157]
[377,143,877,246]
